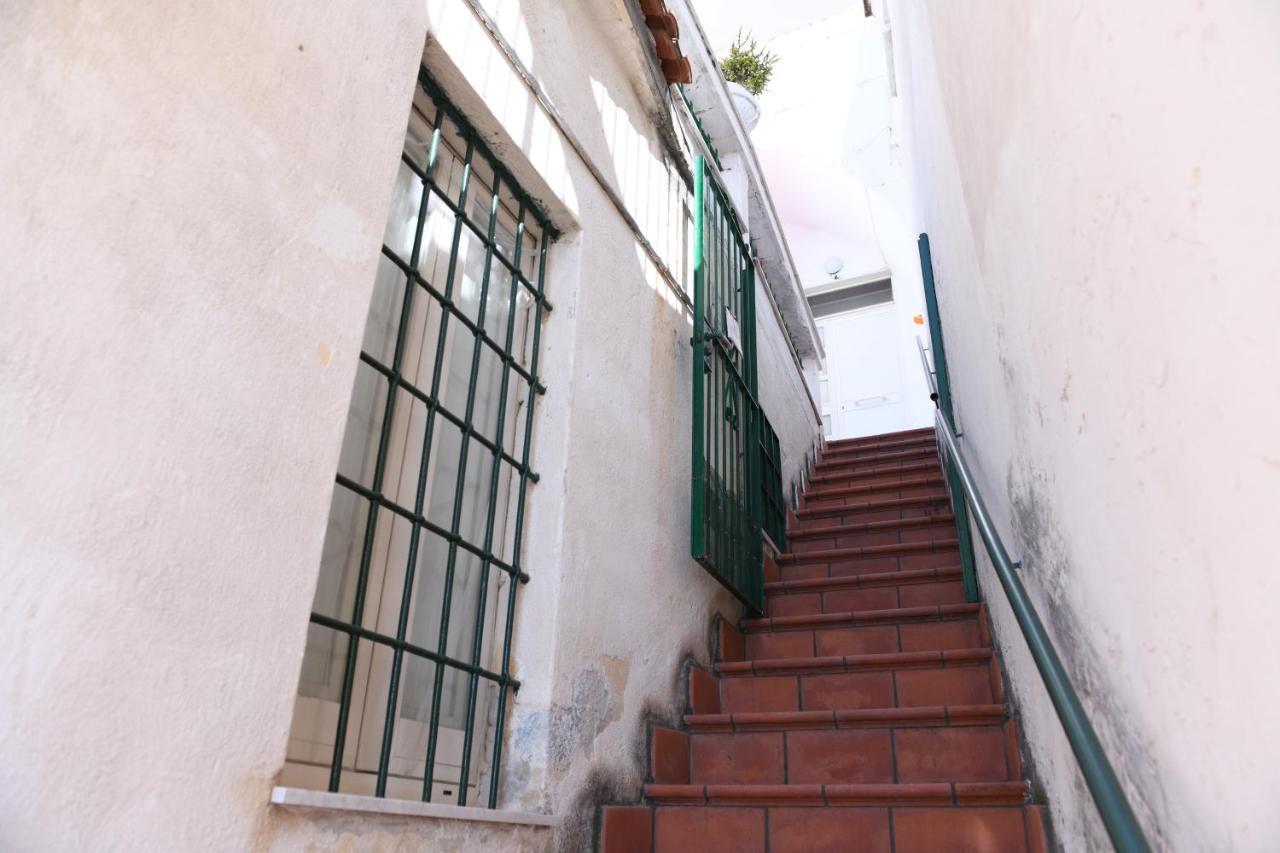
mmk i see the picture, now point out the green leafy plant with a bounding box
[719,30,779,97]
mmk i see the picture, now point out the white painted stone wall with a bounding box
[889,1,1280,850]
[0,0,819,851]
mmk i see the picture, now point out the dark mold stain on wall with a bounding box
[554,647,701,853]
[1005,463,1168,850]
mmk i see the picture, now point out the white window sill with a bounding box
[269,787,557,828]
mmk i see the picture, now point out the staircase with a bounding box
[600,427,1049,852]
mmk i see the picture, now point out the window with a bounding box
[283,67,553,810]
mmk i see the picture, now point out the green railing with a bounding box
[690,155,771,613]
[917,234,1151,853]
[919,235,980,603]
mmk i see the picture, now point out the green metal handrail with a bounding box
[917,236,979,602]
[914,237,1151,852]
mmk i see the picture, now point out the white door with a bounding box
[817,304,908,440]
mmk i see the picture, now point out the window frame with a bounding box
[290,66,556,810]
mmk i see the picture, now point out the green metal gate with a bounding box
[690,155,781,614]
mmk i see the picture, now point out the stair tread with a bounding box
[787,514,955,541]
[827,426,935,444]
[780,538,959,563]
[744,603,980,633]
[825,429,936,451]
[766,565,963,594]
[645,780,1030,806]
[604,803,1049,853]
[809,459,939,483]
[717,646,993,676]
[818,443,939,466]
[806,474,944,500]
[815,443,938,468]
[685,703,1008,732]
[795,494,951,520]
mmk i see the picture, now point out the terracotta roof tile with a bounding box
[640,0,692,84]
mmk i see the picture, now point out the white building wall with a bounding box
[890,2,1280,850]
[0,1,818,851]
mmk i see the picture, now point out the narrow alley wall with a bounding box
[0,0,820,851]
[890,1,1280,850]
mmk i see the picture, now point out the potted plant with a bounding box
[719,30,778,132]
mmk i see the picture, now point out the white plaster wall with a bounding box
[0,0,818,850]
[0,1,441,849]
[890,1,1280,850]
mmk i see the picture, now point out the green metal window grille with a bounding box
[691,154,782,614]
[758,417,787,551]
[288,67,554,809]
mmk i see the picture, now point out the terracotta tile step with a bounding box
[764,570,967,619]
[811,458,940,486]
[817,440,939,468]
[808,459,939,486]
[779,538,959,565]
[644,780,1030,807]
[813,443,938,472]
[787,520,958,554]
[802,475,945,504]
[767,565,962,595]
[687,722,1022,785]
[748,611,983,660]
[766,578,970,623]
[826,427,937,451]
[745,603,980,634]
[717,647,993,678]
[801,469,947,497]
[601,803,1049,853]
[685,703,1008,732]
[793,494,951,524]
[787,513,955,543]
[778,540,960,583]
[717,651,1002,714]
[779,556,960,585]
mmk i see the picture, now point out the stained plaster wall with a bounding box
[889,1,1280,850]
[0,0,818,851]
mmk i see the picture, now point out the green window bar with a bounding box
[690,154,768,614]
[289,66,555,810]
